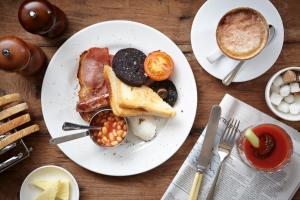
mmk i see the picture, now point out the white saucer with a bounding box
[191,0,284,82]
[20,165,79,200]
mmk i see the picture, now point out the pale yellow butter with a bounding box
[32,178,70,200]
[34,180,59,200]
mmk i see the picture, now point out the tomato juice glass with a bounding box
[237,124,293,172]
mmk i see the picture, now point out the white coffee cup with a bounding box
[207,7,269,63]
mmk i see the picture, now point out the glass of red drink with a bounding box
[237,124,293,172]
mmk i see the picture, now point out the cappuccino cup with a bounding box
[207,7,269,63]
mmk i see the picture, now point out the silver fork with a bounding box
[206,118,240,200]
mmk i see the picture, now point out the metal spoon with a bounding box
[49,109,128,146]
[62,122,102,131]
[49,122,103,144]
[222,25,276,86]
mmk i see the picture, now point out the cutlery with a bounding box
[50,108,128,146]
[49,131,90,144]
[62,122,102,131]
[50,122,101,144]
[222,25,276,86]
[206,118,240,200]
[189,105,221,200]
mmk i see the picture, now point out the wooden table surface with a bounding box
[0,0,300,199]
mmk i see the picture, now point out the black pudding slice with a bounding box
[112,48,148,86]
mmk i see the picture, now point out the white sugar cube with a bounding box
[290,82,300,93]
[270,92,283,106]
[273,76,284,87]
[271,84,280,93]
[277,102,290,113]
[280,85,291,97]
[289,103,300,115]
[294,95,300,104]
[284,95,295,103]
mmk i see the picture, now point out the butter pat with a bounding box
[32,179,70,200]
[32,179,57,190]
[57,179,70,200]
[35,180,59,200]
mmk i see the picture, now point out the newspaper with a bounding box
[162,94,300,200]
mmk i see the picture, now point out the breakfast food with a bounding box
[270,70,300,115]
[75,46,177,143]
[0,93,39,149]
[35,182,59,200]
[0,102,28,121]
[90,110,127,147]
[76,47,110,114]
[103,65,147,116]
[0,124,39,149]
[118,80,176,117]
[128,116,156,141]
[149,80,178,106]
[144,51,174,81]
[112,48,148,86]
[0,93,21,106]
[32,178,70,200]
[0,114,30,135]
[216,8,268,60]
[104,65,176,117]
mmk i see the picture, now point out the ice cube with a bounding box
[271,84,280,93]
[273,76,284,87]
[284,95,295,104]
[290,82,300,93]
[277,102,290,113]
[279,85,291,97]
[289,103,300,115]
[270,92,283,106]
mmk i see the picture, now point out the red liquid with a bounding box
[243,124,292,170]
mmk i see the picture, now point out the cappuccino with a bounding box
[216,8,269,60]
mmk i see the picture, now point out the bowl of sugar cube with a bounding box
[266,66,300,121]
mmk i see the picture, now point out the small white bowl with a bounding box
[20,165,79,200]
[265,66,300,121]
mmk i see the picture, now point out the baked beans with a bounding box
[91,110,127,147]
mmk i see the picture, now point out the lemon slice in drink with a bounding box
[245,128,259,148]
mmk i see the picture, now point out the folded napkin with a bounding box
[162,94,300,200]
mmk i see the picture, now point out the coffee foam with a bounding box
[217,9,268,60]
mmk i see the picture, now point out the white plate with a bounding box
[41,20,197,176]
[20,165,79,200]
[191,0,284,82]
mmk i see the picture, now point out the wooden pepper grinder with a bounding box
[0,35,46,76]
[18,0,67,38]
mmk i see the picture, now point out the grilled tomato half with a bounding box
[144,51,174,81]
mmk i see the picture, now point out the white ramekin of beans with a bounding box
[90,109,128,147]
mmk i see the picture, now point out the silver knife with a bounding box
[189,105,221,200]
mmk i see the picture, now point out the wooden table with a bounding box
[0,0,299,199]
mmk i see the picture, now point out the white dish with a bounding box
[191,0,284,82]
[41,20,197,176]
[20,165,79,200]
[265,66,300,121]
